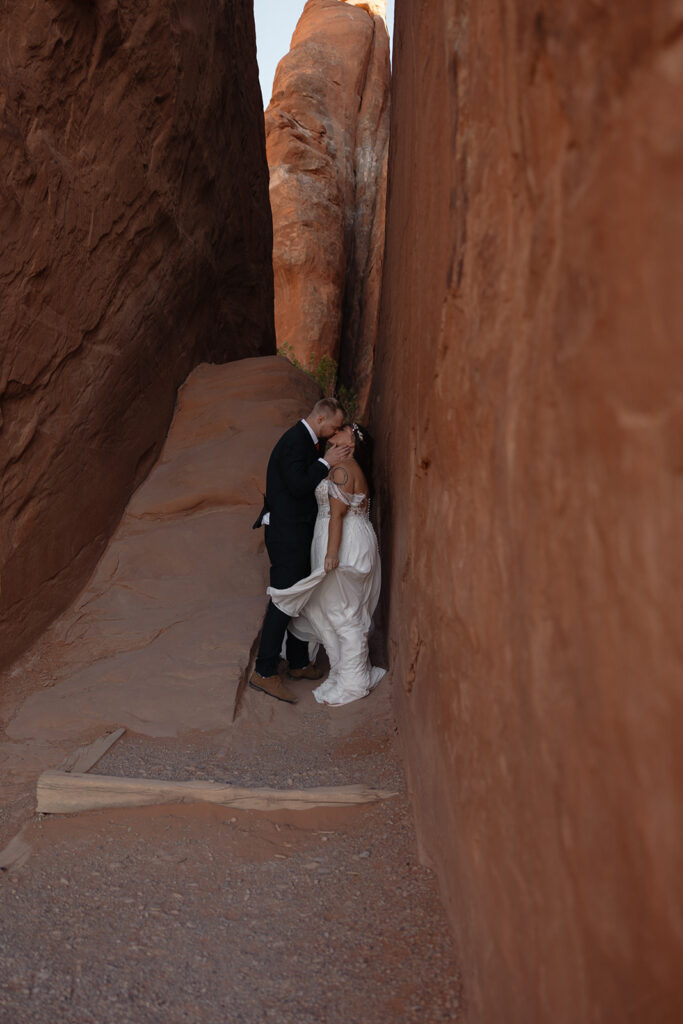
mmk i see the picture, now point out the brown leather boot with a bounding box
[249,671,298,704]
[288,663,325,680]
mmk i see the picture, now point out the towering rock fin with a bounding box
[266,0,390,415]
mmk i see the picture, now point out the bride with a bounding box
[267,422,386,707]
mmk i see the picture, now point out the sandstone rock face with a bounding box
[0,0,274,671]
[372,2,683,1021]
[2,357,319,774]
[265,0,390,412]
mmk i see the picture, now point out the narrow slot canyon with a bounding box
[1,1,681,1022]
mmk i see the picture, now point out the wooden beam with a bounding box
[58,728,126,774]
[0,826,31,871]
[36,770,397,815]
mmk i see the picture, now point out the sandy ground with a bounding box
[0,670,462,1023]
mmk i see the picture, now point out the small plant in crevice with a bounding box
[278,342,359,421]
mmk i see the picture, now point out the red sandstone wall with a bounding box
[0,0,274,669]
[372,2,683,1021]
[265,0,390,412]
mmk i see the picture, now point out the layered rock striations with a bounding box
[2,357,319,750]
[372,2,683,1021]
[0,0,274,669]
[265,0,390,412]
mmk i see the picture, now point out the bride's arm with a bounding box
[324,469,350,572]
[325,499,347,572]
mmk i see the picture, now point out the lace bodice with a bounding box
[315,478,370,519]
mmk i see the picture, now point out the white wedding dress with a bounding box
[267,479,386,706]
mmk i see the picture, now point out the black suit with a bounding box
[253,421,329,676]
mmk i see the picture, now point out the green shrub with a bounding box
[278,342,359,421]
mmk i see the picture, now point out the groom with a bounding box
[250,397,351,704]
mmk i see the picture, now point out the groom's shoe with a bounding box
[249,671,298,704]
[288,663,325,680]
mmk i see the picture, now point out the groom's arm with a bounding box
[280,435,328,498]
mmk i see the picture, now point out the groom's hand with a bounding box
[326,444,353,467]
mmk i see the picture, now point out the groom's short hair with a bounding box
[312,397,345,419]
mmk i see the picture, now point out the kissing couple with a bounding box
[250,397,385,707]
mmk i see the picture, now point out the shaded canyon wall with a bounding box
[0,0,274,669]
[372,1,683,1021]
[265,0,390,412]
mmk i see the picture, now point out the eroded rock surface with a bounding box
[265,0,390,412]
[0,0,274,670]
[372,2,683,1021]
[2,357,318,756]
[0,357,320,834]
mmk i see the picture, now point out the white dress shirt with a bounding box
[262,419,329,525]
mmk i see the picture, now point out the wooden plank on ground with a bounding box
[0,826,31,871]
[58,728,126,774]
[36,770,397,815]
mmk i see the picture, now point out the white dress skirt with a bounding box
[267,479,386,706]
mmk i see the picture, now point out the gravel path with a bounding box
[1,673,462,1023]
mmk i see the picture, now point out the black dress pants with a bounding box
[254,524,312,677]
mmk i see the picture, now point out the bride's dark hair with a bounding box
[348,422,375,498]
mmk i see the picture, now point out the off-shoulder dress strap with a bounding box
[328,480,368,510]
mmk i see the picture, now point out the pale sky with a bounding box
[254,0,394,107]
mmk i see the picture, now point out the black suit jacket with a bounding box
[253,421,328,534]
